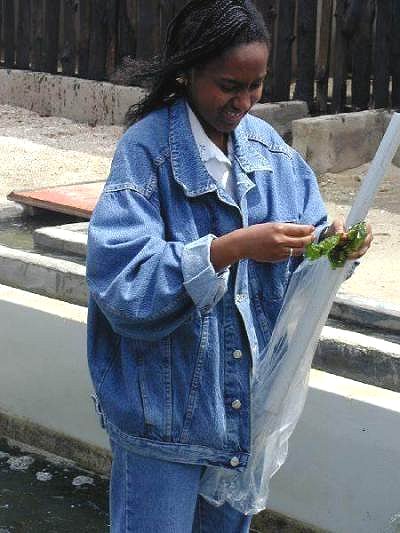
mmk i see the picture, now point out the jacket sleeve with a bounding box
[86,144,228,341]
[291,150,328,239]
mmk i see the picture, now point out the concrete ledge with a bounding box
[332,292,400,334]
[33,223,88,257]
[268,369,400,532]
[1,285,400,531]
[250,100,309,141]
[0,69,145,125]
[292,109,398,175]
[0,412,111,476]
[0,200,29,221]
[0,245,87,305]
[315,325,400,392]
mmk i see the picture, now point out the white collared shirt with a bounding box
[186,103,238,204]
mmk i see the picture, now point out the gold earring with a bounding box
[176,75,187,86]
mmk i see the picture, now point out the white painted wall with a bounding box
[0,284,108,449]
[1,284,400,532]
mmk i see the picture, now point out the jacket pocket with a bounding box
[136,336,173,441]
[178,314,210,444]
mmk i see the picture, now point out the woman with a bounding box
[86,1,372,531]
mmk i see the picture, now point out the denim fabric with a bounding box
[109,439,252,532]
[86,97,328,471]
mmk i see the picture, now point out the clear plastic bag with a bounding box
[199,113,400,515]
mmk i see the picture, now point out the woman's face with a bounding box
[186,41,269,148]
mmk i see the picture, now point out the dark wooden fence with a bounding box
[0,0,399,114]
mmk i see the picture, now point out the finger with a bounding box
[278,223,315,237]
[332,216,346,232]
[284,233,316,248]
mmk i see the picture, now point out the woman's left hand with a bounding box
[325,217,373,260]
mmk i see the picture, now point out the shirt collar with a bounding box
[186,103,232,166]
[169,98,271,197]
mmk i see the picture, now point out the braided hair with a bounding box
[117,0,270,127]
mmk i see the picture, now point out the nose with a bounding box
[232,90,252,113]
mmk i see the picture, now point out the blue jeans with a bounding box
[110,440,252,532]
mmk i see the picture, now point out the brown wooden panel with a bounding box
[0,1,3,66]
[7,182,105,219]
[272,0,296,102]
[78,0,91,77]
[254,0,278,102]
[315,0,333,114]
[331,0,349,113]
[293,0,318,108]
[392,0,400,108]
[351,0,374,111]
[44,0,60,73]
[136,0,160,60]
[88,0,107,80]
[105,0,118,79]
[4,0,15,68]
[118,0,136,63]
[373,0,392,108]
[61,0,77,76]
[31,0,45,71]
[16,0,31,69]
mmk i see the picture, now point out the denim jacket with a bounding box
[86,97,327,471]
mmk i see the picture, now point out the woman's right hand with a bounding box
[210,222,316,271]
[239,222,316,263]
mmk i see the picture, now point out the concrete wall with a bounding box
[0,69,307,136]
[1,284,400,532]
[293,109,400,175]
[0,69,145,126]
[0,284,107,450]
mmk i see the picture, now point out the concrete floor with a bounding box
[0,438,322,533]
[0,439,109,533]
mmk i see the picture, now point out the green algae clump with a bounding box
[305,221,367,269]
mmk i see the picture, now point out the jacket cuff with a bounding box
[182,234,230,313]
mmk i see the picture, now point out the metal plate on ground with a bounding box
[7,182,104,219]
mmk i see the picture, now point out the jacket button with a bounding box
[233,350,243,359]
[232,399,242,410]
[230,456,240,467]
[235,293,247,304]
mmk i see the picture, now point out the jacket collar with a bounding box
[169,98,271,197]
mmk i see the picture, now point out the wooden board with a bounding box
[7,182,105,219]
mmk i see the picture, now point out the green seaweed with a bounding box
[305,221,367,269]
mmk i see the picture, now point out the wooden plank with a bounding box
[293,0,318,108]
[78,0,91,78]
[44,0,61,73]
[7,182,105,219]
[88,0,107,80]
[61,0,77,76]
[16,0,31,69]
[331,0,349,113]
[136,0,160,60]
[31,0,45,71]
[351,0,374,111]
[271,0,296,102]
[4,0,16,68]
[373,0,392,108]
[315,0,333,114]
[0,1,3,66]
[160,0,175,49]
[392,0,400,108]
[254,0,278,102]
[118,0,136,63]
[105,0,118,79]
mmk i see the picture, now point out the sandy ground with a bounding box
[0,104,399,306]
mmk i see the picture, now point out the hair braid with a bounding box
[115,0,270,127]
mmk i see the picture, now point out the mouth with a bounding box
[222,109,246,125]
